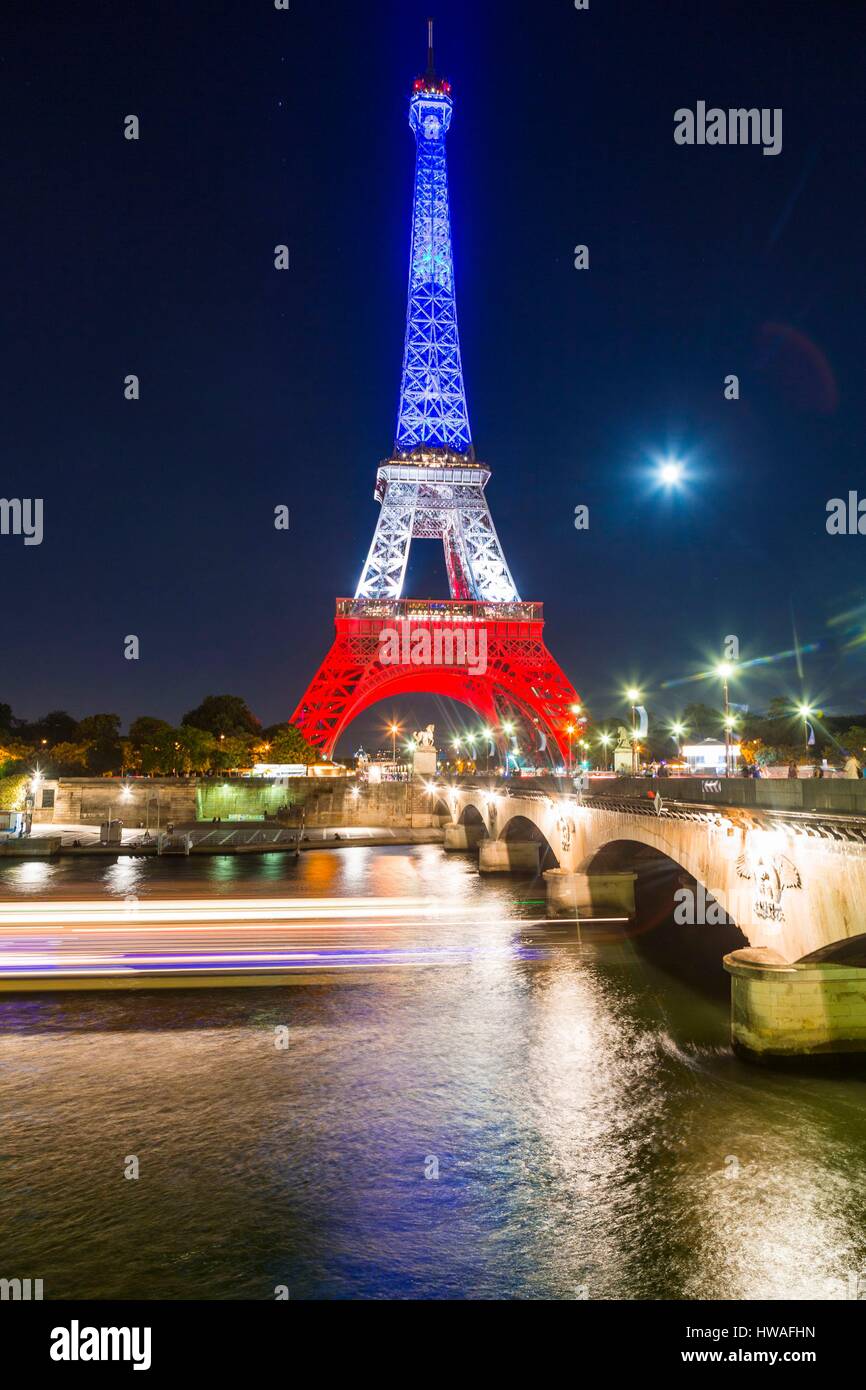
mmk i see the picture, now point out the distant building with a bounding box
[683,739,740,774]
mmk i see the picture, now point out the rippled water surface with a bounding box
[1,845,865,1300]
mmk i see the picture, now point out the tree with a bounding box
[128,716,173,746]
[181,695,260,738]
[839,726,866,758]
[173,725,218,774]
[212,733,255,771]
[0,738,33,776]
[256,724,319,766]
[0,774,29,812]
[0,703,13,735]
[76,714,122,775]
[682,703,723,738]
[47,741,91,774]
[78,714,122,742]
[26,710,79,745]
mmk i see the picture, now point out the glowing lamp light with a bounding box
[797,704,814,719]
[626,688,641,703]
[716,663,733,679]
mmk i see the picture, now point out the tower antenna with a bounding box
[426,17,435,78]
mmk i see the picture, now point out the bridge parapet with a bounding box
[590,776,866,816]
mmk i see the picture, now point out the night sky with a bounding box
[3,0,865,753]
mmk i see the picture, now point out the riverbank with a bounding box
[0,824,444,859]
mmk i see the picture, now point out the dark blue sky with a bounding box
[3,0,865,752]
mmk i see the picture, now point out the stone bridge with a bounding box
[434,776,866,966]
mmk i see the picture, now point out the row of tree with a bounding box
[0,695,319,778]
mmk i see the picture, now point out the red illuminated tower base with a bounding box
[292,599,580,761]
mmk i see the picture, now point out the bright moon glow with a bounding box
[658,459,684,485]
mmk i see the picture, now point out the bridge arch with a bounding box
[498,812,559,870]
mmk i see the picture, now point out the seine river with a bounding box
[1,844,865,1301]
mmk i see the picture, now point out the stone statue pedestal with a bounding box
[413,746,437,777]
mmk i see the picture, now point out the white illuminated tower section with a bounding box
[354,24,519,604]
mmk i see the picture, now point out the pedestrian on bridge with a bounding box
[843,754,862,779]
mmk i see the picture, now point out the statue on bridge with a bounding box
[412,724,437,775]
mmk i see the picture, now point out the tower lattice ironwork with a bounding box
[292,25,580,760]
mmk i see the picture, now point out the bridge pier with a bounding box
[544,868,636,919]
[478,840,540,874]
[725,947,866,1062]
[443,823,487,851]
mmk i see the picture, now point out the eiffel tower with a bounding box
[292,23,581,761]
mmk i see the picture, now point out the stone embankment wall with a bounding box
[32,776,442,830]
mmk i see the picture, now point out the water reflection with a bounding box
[0,845,864,1299]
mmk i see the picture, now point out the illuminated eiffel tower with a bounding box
[293,23,580,759]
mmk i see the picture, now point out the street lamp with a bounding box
[626,689,641,775]
[389,722,401,764]
[716,663,734,777]
[480,727,492,774]
[670,722,685,760]
[566,723,575,775]
[797,705,814,760]
[599,732,612,770]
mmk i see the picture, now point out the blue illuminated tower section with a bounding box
[395,51,471,453]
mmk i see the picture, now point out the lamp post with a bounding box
[797,705,814,761]
[626,689,641,775]
[502,722,514,777]
[480,727,492,774]
[670,722,685,762]
[389,723,401,765]
[716,664,733,777]
[599,733,612,770]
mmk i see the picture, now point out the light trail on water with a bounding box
[0,895,563,988]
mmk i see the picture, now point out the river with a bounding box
[1,844,865,1300]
